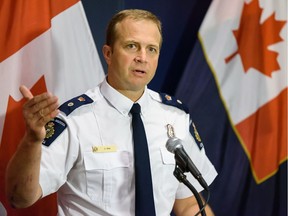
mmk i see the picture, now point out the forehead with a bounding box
[115,18,161,45]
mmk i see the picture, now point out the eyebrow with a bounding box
[124,40,159,48]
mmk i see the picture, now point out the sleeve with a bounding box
[39,115,79,197]
[175,114,217,199]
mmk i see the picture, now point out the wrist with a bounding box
[22,132,44,147]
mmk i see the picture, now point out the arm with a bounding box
[173,195,215,216]
[5,85,59,208]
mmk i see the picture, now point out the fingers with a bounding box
[19,85,34,100]
[20,86,60,125]
[32,94,59,124]
[19,85,60,143]
[36,97,60,121]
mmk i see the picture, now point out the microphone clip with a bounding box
[173,163,187,183]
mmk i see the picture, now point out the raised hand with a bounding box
[19,85,60,143]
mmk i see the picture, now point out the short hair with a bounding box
[105,9,163,48]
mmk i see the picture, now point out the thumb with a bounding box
[19,85,34,100]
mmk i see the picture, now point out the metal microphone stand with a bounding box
[173,160,207,216]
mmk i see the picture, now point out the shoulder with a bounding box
[59,87,102,116]
[42,94,94,147]
[148,89,189,114]
[42,94,93,147]
[59,94,94,116]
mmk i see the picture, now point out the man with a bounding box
[5,9,217,215]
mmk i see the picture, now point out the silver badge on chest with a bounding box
[166,124,175,138]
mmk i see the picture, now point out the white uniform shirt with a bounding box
[39,78,217,216]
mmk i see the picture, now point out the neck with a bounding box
[118,89,144,102]
[106,76,145,102]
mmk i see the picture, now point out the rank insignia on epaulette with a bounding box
[165,95,172,101]
[42,117,67,147]
[59,94,93,116]
[78,96,86,102]
[159,93,189,114]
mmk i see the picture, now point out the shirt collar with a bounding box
[100,78,149,117]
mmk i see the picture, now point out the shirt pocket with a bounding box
[158,147,178,198]
[83,151,131,203]
[160,146,175,165]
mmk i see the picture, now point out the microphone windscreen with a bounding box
[166,137,183,153]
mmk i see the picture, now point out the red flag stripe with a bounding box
[0,0,79,62]
[236,87,287,183]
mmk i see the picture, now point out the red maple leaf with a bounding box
[225,0,286,77]
[0,76,57,215]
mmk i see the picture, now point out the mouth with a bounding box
[132,69,146,74]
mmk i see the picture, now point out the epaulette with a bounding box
[159,93,189,114]
[59,94,93,116]
[42,117,67,147]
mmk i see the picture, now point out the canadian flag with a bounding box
[199,0,287,183]
[0,0,104,215]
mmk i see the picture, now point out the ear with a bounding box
[102,45,112,64]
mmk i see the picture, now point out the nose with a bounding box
[134,49,147,63]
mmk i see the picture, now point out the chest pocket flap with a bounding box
[160,147,175,165]
[84,151,131,170]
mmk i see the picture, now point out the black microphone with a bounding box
[166,137,209,191]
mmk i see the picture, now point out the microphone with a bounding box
[166,137,209,191]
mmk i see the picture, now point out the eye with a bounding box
[126,43,137,49]
[148,46,158,54]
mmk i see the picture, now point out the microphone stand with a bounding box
[173,165,206,216]
[173,160,208,216]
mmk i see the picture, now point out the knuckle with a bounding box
[33,103,39,111]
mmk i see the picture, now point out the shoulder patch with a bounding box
[42,117,67,147]
[159,93,189,114]
[59,94,93,116]
[189,121,204,150]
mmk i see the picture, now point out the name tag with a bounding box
[92,145,117,153]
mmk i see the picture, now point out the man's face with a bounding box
[103,18,161,99]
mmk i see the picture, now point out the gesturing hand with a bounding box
[19,85,60,143]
